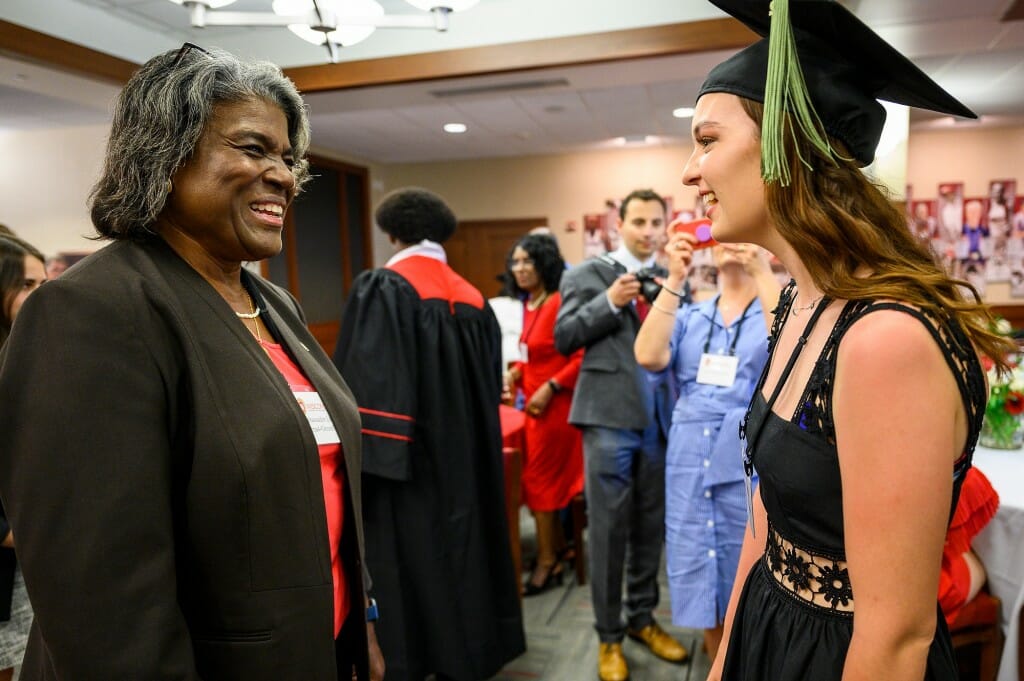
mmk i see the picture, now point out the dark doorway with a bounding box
[263,156,372,354]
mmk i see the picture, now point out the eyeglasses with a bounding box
[170,42,210,69]
[509,257,535,269]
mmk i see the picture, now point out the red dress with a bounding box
[514,292,584,511]
[938,466,999,626]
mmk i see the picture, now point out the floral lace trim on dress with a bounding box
[764,523,854,614]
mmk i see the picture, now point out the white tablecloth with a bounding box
[973,446,1024,681]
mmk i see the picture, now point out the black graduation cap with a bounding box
[698,0,976,180]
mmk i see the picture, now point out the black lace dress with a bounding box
[721,283,987,680]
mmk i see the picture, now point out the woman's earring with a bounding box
[166,178,173,194]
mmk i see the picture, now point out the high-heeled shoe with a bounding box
[522,562,564,596]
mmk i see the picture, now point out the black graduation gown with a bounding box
[333,255,525,681]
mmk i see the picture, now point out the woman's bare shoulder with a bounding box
[837,303,948,382]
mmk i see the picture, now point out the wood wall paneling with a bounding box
[0,19,137,84]
[446,218,549,299]
[284,18,757,92]
[1002,0,1024,22]
[2,17,755,94]
[990,304,1024,332]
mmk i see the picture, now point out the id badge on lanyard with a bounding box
[696,353,739,387]
[696,297,749,388]
[518,342,529,364]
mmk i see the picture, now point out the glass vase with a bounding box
[979,411,1024,449]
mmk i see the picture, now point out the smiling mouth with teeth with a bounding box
[704,192,718,206]
[251,203,284,216]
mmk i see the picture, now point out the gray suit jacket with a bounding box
[0,238,367,681]
[554,256,673,433]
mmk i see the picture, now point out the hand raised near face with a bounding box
[721,243,771,277]
[607,273,642,308]
[663,230,697,291]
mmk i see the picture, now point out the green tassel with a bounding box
[762,0,836,186]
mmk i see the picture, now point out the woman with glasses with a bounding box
[502,234,584,595]
[0,45,383,681]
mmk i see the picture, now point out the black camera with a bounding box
[633,265,668,304]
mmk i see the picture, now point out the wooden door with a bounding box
[446,218,548,299]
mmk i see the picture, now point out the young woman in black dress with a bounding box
[681,1,1015,680]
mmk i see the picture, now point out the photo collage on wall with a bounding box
[582,199,623,261]
[909,179,1020,297]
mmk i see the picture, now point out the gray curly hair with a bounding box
[89,45,311,240]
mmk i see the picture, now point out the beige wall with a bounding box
[907,127,1024,199]
[0,125,107,258]
[379,144,701,265]
[8,123,1024,303]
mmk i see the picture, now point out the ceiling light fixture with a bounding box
[168,0,481,62]
[672,107,695,119]
[618,134,650,145]
[443,123,467,133]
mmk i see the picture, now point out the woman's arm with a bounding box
[551,347,583,390]
[833,310,961,681]
[706,488,768,681]
[635,231,694,370]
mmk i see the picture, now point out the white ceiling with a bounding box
[2,0,1024,163]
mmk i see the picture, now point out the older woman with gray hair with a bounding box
[0,44,383,681]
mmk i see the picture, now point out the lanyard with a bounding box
[703,295,756,355]
[519,294,547,346]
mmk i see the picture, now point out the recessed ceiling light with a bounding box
[618,134,650,145]
[443,123,467,133]
[672,107,695,119]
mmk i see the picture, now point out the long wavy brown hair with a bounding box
[739,98,1013,371]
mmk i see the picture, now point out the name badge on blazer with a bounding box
[696,353,739,387]
[292,390,341,445]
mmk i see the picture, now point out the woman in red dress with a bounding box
[503,234,584,595]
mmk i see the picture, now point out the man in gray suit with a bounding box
[554,189,687,681]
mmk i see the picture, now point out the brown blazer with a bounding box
[0,237,368,680]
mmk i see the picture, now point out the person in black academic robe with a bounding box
[333,187,525,681]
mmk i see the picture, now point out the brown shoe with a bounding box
[597,642,629,681]
[626,622,689,664]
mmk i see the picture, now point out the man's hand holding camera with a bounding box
[607,273,643,308]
